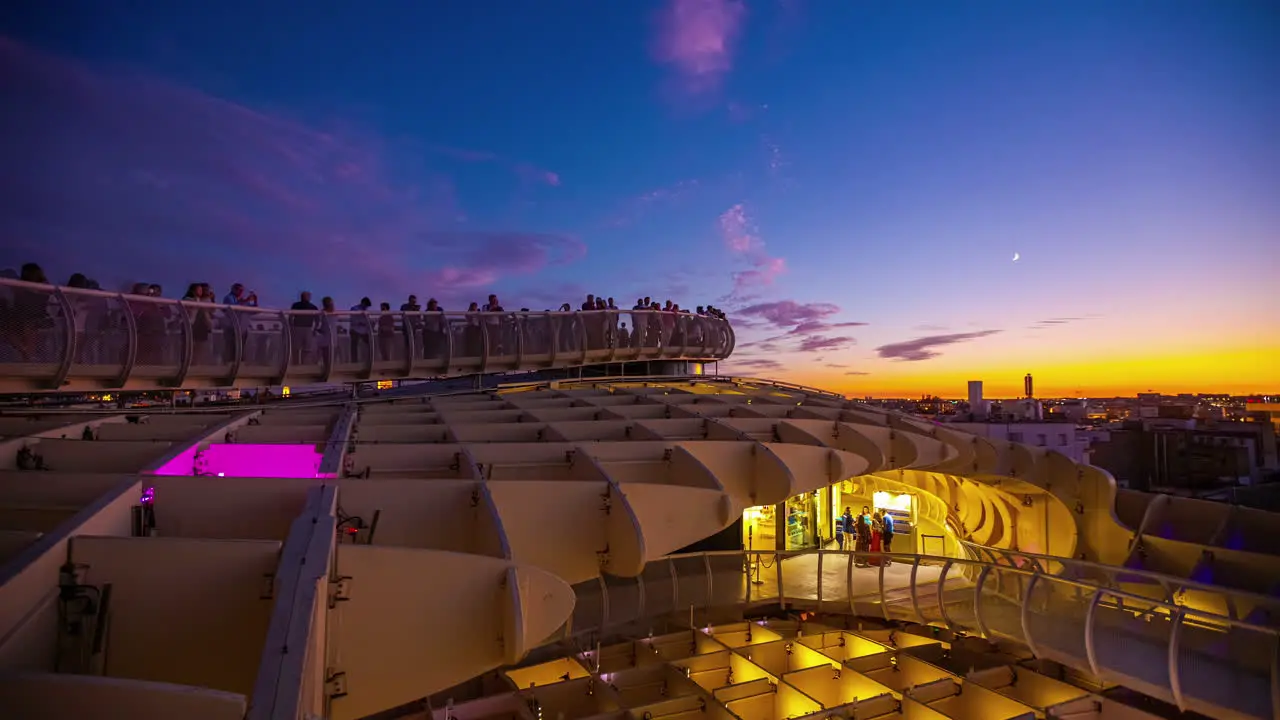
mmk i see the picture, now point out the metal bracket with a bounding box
[259,573,275,600]
[328,576,352,609]
[324,670,348,700]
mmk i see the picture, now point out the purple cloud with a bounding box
[1028,316,1096,330]
[796,335,856,353]
[736,300,840,328]
[876,330,1002,362]
[0,39,580,305]
[787,320,867,335]
[604,179,701,228]
[430,145,561,188]
[652,0,747,99]
[719,203,785,299]
[727,358,784,372]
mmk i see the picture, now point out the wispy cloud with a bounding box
[1028,316,1097,330]
[0,39,581,304]
[845,371,870,376]
[719,203,785,299]
[727,358,785,372]
[876,331,1002,362]
[604,179,700,227]
[652,0,747,98]
[826,363,849,368]
[430,145,561,188]
[736,300,840,328]
[415,232,586,294]
[797,335,856,353]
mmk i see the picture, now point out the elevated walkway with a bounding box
[563,548,1277,720]
[0,278,734,391]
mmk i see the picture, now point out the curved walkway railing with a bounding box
[0,278,734,391]
[562,549,1278,720]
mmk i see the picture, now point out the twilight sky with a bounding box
[1,1,1277,397]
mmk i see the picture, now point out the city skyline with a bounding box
[1,1,1277,398]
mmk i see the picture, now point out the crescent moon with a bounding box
[1012,252,1020,262]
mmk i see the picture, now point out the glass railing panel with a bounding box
[669,555,711,611]
[708,552,750,607]
[0,281,69,384]
[571,578,606,632]
[578,311,615,359]
[335,314,374,373]
[1089,588,1173,693]
[816,551,853,611]
[278,310,326,381]
[234,308,284,380]
[1173,614,1273,718]
[184,303,237,380]
[641,559,678,619]
[1025,576,1089,664]
[974,566,1029,643]
[907,555,952,625]
[603,573,643,628]
[744,551,780,604]
[936,559,978,630]
[447,316,484,369]
[122,294,185,382]
[519,313,555,359]
[364,313,412,374]
[482,315,519,368]
[553,313,581,357]
[67,290,129,381]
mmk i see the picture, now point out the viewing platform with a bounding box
[0,278,734,392]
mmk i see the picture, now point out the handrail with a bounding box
[961,540,1280,612]
[664,548,1280,633]
[0,278,735,391]
[559,547,1277,719]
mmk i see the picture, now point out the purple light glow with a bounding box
[139,487,155,505]
[153,443,333,479]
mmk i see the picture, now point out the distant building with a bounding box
[1247,402,1280,434]
[1091,419,1279,492]
[967,380,986,419]
[1047,399,1088,423]
[945,420,1088,463]
[1024,373,1034,399]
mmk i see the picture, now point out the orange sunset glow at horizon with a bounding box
[727,344,1280,399]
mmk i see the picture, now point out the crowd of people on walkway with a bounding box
[1,262,731,367]
[835,505,896,566]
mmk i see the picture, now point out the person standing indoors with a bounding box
[840,507,854,554]
[869,510,884,566]
[854,505,872,567]
[881,510,895,565]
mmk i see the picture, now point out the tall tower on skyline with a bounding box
[968,380,986,418]
[1025,373,1034,399]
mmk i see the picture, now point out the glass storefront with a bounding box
[784,492,819,550]
[742,504,776,552]
[741,479,921,552]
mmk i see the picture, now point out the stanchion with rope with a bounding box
[746,527,772,585]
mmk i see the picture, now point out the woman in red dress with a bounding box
[868,510,884,565]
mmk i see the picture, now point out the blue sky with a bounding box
[1,0,1277,395]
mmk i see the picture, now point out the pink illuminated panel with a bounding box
[154,443,332,478]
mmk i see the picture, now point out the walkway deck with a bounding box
[569,551,1276,720]
[0,278,734,391]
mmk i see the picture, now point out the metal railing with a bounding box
[563,549,1278,720]
[0,278,735,391]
